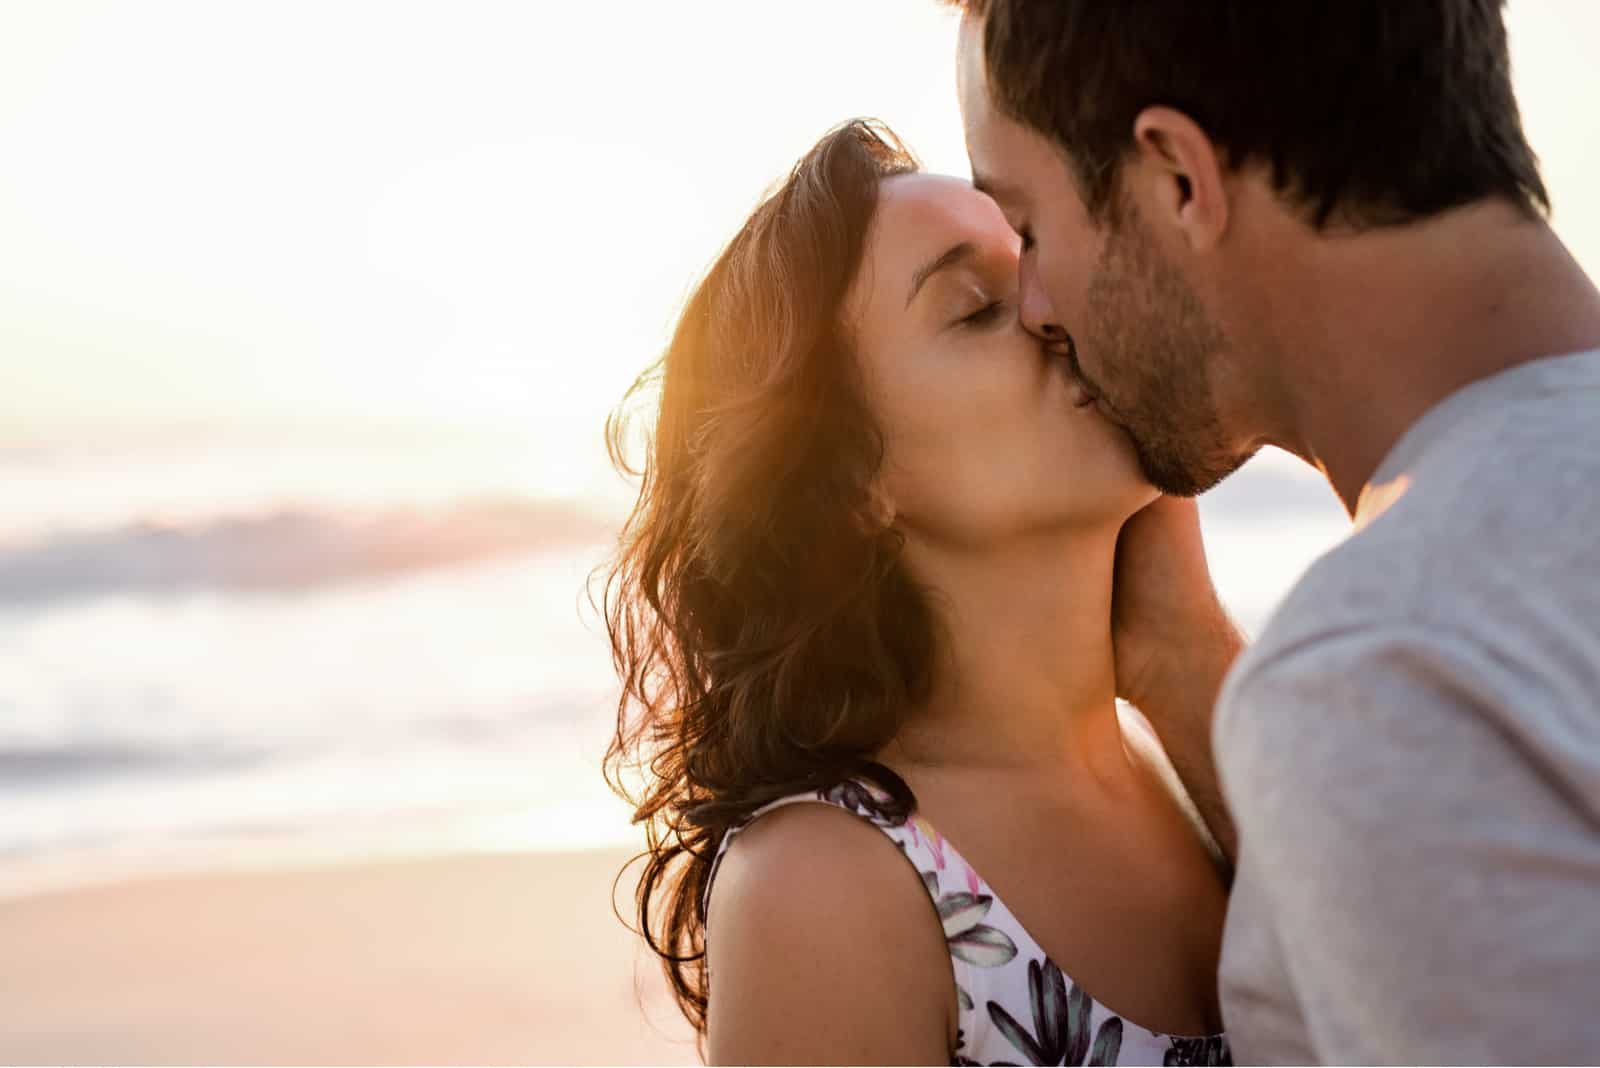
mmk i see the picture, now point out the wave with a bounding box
[0,454,1339,609]
[0,498,617,606]
[0,739,279,784]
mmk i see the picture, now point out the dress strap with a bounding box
[698,776,1232,1066]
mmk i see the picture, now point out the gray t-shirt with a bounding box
[1214,349,1600,1064]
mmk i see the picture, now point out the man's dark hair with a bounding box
[956,0,1549,229]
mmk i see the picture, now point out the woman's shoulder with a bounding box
[704,788,955,1064]
[706,787,926,936]
[712,797,907,900]
[704,776,920,914]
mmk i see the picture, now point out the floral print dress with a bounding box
[706,779,1232,1067]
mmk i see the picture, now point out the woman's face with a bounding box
[848,173,1156,551]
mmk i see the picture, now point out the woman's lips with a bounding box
[1062,339,1105,400]
[1048,337,1100,409]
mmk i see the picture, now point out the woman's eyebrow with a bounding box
[906,242,976,308]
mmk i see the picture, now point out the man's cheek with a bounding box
[1041,259,1085,323]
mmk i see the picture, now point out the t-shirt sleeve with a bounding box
[1217,625,1600,1064]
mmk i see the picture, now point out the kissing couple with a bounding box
[603,1,1600,1063]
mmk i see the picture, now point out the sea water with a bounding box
[0,434,1348,896]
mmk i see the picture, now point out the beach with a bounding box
[0,848,700,1066]
[0,435,1346,1067]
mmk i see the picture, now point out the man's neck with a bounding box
[1264,200,1600,515]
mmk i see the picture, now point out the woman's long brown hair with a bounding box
[599,120,936,1036]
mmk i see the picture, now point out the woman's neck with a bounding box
[885,523,1125,778]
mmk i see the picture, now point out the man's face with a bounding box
[955,18,1251,497]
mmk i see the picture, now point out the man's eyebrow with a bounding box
[971,171,1016,203]
[906,242,976,308]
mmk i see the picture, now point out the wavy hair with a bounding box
[599,119,934,1035]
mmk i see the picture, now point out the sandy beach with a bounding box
[0,848,700,1065]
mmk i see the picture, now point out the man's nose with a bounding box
[1018,259,1067,343]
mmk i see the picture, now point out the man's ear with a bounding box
[1127,106,1230,252]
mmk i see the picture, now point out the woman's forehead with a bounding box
[875,172,1010,255]
[857,173,1017,301]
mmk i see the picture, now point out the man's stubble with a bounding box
[1079,202,1252,497]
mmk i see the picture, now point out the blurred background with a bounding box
[2,1,1596,1063]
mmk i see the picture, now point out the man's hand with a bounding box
[1112,496,1239,704]
[1112,495,1247,864]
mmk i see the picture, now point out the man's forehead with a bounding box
[954,15,1022,201]
[954,13,988,103]
[963,109,1033,211]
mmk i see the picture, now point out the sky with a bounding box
[3,1,1597,503]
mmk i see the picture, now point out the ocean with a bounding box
[0,431,1349,896]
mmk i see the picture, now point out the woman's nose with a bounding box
[1018,260,1067,343]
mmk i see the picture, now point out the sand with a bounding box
[0,848,701,1065]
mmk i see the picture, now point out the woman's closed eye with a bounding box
[956,300,1007,329]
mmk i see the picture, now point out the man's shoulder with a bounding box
[1253,355,1600,652]
[1220,353,1600,738]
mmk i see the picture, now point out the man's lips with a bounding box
[1048,335,1104,410]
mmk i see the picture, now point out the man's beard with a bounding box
[1075,204,1252,498]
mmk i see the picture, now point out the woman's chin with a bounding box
[1100,483,1163,530]
[1130,479,1163,513]
[1044,475,1161,535]
[1081,449,1163,522]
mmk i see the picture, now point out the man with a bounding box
[952,1,1600,1062]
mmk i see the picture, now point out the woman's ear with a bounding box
[1127,106,1231,253]
[857,483,896,534]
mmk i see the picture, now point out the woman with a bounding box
[601,119,1231,1066]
